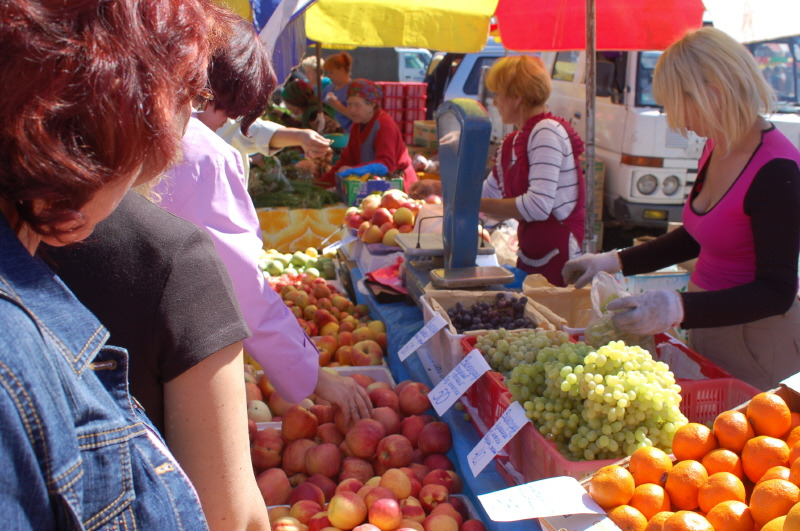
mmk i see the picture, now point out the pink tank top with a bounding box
[683,129,800,290]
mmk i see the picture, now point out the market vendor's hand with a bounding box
[408,179,442,200]
[562,251,621,288]
[299,129,333,160]
[314,367,372,429]
[606,290,684,336]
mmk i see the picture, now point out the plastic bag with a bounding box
[584,271,655,353]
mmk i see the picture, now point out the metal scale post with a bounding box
[397,99,513,304]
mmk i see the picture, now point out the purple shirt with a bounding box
[156,116,318,402]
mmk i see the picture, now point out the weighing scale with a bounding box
[398,99,513,305]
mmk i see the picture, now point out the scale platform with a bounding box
[395,232,496,258]
[429,265,514,289]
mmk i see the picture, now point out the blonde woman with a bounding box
[563,27,800,390]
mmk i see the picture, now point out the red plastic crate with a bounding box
[403,82,427,98]
[460,335,761,484]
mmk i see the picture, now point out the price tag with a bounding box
[322,233,357,255]
[429,349,490,416]
[398,312,447,361]
[467,401,528,478]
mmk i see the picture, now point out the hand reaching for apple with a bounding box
[314,368,372,428]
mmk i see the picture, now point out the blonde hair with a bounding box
[301,56,323,71]
[653,27,775,151]
[486,55,551,109]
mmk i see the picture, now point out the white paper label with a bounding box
[782,372,800,394]
[397,312,447,361]
[429,349,490,416]
[323,233,357,255]
[467,401,528,477]
[477,476,607,522]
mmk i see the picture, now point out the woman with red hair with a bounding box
[0,0,234,527]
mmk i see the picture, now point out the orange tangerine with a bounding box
[629,483,670,520]
[790,457,800,486]
[644,510,674,531]
[700,447,744,479]
[741,435,790,483]
[756,465,791,485]
[704,500,754,531]
[761,515,787,531]
[671,423,717,462]
[629,446,673,487]
[789,440,800,465]
[664,460,707,511]
[746,392,792,439]
[749,478,800,528]
[587,465,635,509]
[661,510,714,531]
[696,471,746,514]
[713,410,754,453]
[606,504,647,531]
[784,500,800,530]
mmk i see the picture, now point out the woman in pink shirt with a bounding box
[562,27,800,390]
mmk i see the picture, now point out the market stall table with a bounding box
[348,266,543,530]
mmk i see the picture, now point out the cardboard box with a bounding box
[413,120,437,148]
[338,177,403,207]
[540,513,621,531]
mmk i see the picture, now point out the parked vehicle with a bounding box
[307,46,432,82]
[745,34,800,149]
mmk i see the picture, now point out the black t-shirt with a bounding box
[43,191,249,434]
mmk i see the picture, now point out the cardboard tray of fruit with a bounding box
[420,290,564,380]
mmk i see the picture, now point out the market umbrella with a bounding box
[262,0,705,250]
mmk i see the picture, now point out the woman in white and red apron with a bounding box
[480,55,586,287]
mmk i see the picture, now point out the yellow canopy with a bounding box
[213,0,253,22]
[304,0,499,53]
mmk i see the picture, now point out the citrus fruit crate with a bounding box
[459,335,761,484]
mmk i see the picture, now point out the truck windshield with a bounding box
[746,35,799,113]
[636,51,662,108]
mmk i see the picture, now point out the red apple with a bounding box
[306,472,337,502]
[347,212,366,230]
[345,418,386,459]
[271,516,308,531]
[368,497,403,531]
[314,335,339,359]
[423,453,454,471]
[352,339,384,366]
[309,404,334,425]
[353,524,381,531]
[282,404,319,442]
[245,382,263,402]
[268,389,293,417]
[370,406,401,435]
[288,482,325,508]
[417,422,452,456]
[305,442,342,479]
[424,194,442,204]
[376,434,415,469]
[418,483,449,513]
[423,513,458,531]
[360,194,381,218]
[400,415,430,448]
[408,463,430,483]
[400,496,426,523]
[430,502,464,527]
[369,387,400,411]
[282,438,318,476]
[423,469,462,494]
[339,456,375,484]
[335,476,365,496]
[251,426,283,470]
[248,418,257,443]
[371,207,393,227]
[256,467,291,506]
[337,330,354,346]
[307,511,334,531]
[351,326,376,343]
[461,519,488,531]
[449,496,472,523]
[380,189,408,210]
[358,220,371,238]
[363,485,398,510]
[398,383,432,416]
[316,422,344,446]
[335,345,354,365]
[378,467,413,500]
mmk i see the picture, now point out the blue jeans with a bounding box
[0,218,208,530]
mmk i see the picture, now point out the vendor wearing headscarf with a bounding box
[281,79,342,135]
[319,78,417,189]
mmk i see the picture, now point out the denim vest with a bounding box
[0,218,208,530]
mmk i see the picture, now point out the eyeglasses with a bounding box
[193,87,215,110]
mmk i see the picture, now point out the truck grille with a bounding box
[665,130,688,149]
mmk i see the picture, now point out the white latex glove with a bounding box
[562,251,621,288]
[606,290,684,336]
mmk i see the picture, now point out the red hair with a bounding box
[324,52,353,74]
[0,0,236,235]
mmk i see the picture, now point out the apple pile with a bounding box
[272,273,387,367]
[260,247,337,281]
[250,374,487,531]
[344,189,439,247]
